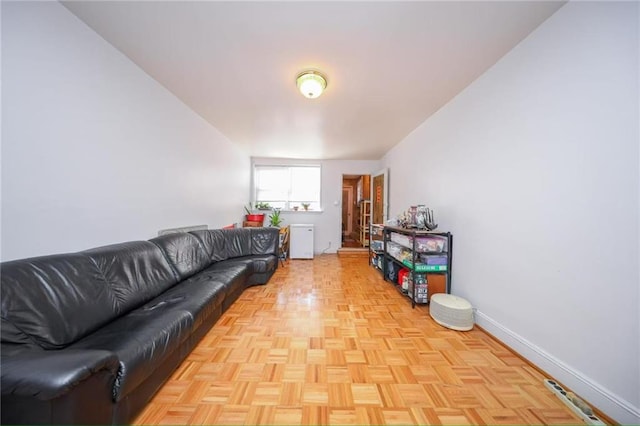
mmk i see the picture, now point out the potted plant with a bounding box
[255,202,271,210]
[302,203,310,211]
[244,203,265,224]
[268,209,283,227]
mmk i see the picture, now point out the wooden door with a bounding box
[371,169,388,225]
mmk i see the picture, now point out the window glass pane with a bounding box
[256,189,287,201]
[256,169,287,192]
[290,167,320,202]
[255,167,288,202]
[254,165,321,209]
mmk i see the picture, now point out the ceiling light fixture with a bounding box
[296,70,327,99]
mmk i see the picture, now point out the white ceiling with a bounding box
[62,1,565,160]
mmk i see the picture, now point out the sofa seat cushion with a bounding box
[200,262,252,293]
[70,303,193,402]
[153,274,227,331]
[201,262,254,310]
[247,254,277,274]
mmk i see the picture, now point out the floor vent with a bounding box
[544,379,605,425]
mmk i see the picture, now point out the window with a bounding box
[254,165,321,211]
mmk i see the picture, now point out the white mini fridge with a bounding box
[290,224,314,259]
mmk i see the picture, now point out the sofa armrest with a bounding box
[1,348,119,400]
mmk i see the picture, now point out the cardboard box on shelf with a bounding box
[427,274,446,300]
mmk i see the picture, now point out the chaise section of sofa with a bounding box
[1,227,279,425]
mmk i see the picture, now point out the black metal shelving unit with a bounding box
[380,226,453,308]
[368,223,385,273]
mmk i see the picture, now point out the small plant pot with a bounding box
[246,214,265,223]
[293,206,299,211]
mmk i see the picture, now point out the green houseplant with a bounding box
[268,209,283,227]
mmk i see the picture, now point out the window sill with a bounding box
[282,209,324,213]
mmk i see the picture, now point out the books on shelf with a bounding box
[401,260,448,272]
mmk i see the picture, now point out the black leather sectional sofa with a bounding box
[0,227,280,424]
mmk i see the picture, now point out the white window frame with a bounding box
[253,164,322,211]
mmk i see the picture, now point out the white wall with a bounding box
[251,158,381,254]
[1,2,250,261]
[383,2,639,423]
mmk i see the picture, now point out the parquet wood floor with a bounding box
[133,255,585,425]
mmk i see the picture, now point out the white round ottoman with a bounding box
[429,293,474,331]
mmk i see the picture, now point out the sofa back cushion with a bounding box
[190,229,228,263]
[83,241,178,314]
[250,228,279,255]
[224,228,253,258]
[1,253,117,349]
[149,233,209,280]
[192,228,279,263]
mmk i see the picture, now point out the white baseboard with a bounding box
[474,309,640,425]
